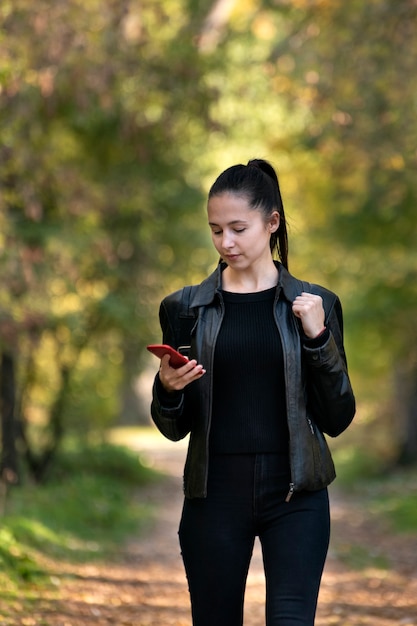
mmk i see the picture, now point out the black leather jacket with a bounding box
[151,262,355,499]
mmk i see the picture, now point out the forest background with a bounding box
[1,0,417,488]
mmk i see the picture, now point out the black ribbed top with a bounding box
[210,287,289,454]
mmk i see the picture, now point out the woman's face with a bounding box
[207,192,279,271]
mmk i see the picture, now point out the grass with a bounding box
[332,445,386,487]
[0,441,160,589]
[330,446,417,571]
[334,447,417,534]
[367,472,417,533]
[331,478,417,572]
[334,543,390,571]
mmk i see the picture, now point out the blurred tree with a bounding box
[260,0,417,465]
[0,0,217,480]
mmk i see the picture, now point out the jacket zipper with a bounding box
[307,417,315,435]
[285,482,295,502]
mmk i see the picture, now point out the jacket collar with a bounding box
[190,261,303,308]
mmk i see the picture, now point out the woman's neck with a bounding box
[222,261,279,293]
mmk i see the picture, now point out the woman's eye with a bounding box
[211,227,245,235]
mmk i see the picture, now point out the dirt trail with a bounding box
[2,432,417,625]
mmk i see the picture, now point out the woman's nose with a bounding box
[222,232,234,249]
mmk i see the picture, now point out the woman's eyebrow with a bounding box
[208,220,248,226]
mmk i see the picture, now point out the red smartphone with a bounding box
[147,344,189,368]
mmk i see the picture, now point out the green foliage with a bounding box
[52,440,158,487]
[330,466,417,570]
[332,455,417,534]
[0,442,158,585]
[368,470,417,533]
[0,528,42,583]
[332,445,386,488]
[0,0,218,469]
[334,543,389,572]
[374,495,417,534]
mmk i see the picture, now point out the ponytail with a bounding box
[246,159,288,269]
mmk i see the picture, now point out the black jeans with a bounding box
[179,453,330,626]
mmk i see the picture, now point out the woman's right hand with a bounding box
[159,354,206,392]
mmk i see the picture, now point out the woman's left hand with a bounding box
[292,292,326,339]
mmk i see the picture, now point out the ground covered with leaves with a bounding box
[1,436,416,626]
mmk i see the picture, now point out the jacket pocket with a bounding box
[307,416,336,488]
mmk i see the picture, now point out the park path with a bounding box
[2,428,417,625]
[123,431,417,626]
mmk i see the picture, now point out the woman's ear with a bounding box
[269,211,280,233]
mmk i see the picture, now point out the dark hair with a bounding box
[208,159,288,269]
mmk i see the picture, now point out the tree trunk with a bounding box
[0,352,19,513]
[394,354,417,466]
[15,363,70,483]
[119,342,149,425]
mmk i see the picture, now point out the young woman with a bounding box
[151,159,355,626]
